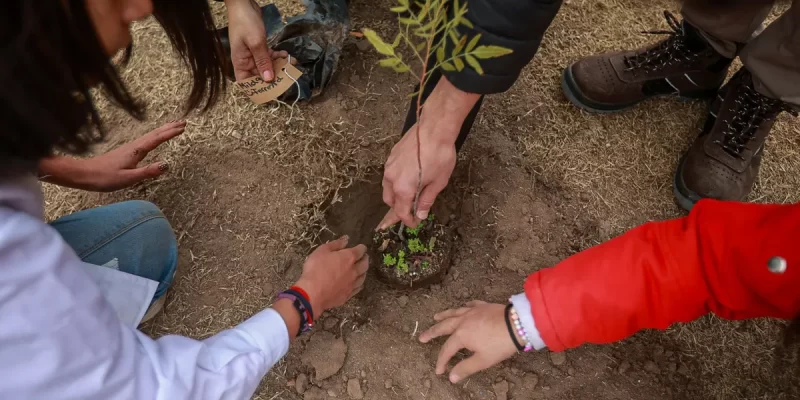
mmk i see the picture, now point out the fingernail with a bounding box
[158,162,169,172]
[417,210,429,220]
[450,375,460,384]
[263,70,274,81]
[340,235,349,242]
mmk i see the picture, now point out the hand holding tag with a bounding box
[235,57,303,104]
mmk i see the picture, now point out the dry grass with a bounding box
[42,0,799,399]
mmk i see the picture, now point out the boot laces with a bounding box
[623,11,700,73]
[715,77,796,159]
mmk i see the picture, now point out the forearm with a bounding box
[38,156,93,190]
[524,200,800,351]
[417,77,480,145]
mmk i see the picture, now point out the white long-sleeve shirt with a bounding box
[0,176,290,399]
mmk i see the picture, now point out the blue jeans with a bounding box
[50,200,178,300]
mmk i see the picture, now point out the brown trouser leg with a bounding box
[682,0,800,106]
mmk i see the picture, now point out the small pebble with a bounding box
[568,368,575,376]
[262,283,274,296]
[644,360,660,374]
[384,379,393,389]
[398,295,409,307]
[295,374,308,394]
[549,351,567,366]
[360,371,366,378]
[327,389,338,398]
[324,317,340,331]
[424,379,431,389]
[618,361,631,374]
[347,379,363,399]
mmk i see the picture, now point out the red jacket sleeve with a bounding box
[526,199,800,352]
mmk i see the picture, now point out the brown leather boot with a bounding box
[562,11,731,113]
[673,69,797,211]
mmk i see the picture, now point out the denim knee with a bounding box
[115,201,178,299]
[52,200,179,300]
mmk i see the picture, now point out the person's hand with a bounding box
[378,121,457,230]
[377,76,480,231]
[226,0,278,81]
[39,120,186,192]
[82,120,186,191]
[295,236,369,314]
[419,301,518,384]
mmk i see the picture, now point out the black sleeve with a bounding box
[444,0,563,94]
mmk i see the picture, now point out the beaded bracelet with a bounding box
[504,304,533,352]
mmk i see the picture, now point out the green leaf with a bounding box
[460,18,474,29]
[392,33,402,48]
[436,45,445,64]
[417,1,430,20]
[413,29,433,38]
[466,34,481,53]
[465,54,483,74]
[441,61,456,72]
[393,64,411,73]
[398,17,419,25]
[378,57,402,67]
[451,35,466,58]
[454,57,464,71]
[473,45,514,59]
[362,28,395,56]
[398,0,409,6]
[447,28,459,44]
[415,41,427,52]
[390,5,407,12]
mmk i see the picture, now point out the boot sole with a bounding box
[672,154,701,212]
[561,64,718,114]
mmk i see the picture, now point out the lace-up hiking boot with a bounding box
[562,11,732,113]
[673,69,798,211]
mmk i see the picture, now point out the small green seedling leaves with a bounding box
[383,253,398,266]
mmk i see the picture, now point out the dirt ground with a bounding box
[43,0,800,399]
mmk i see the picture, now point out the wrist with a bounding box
[419,77,480,144]
[38,156,94,189]
[293,278,325,317]
[272,298,301,341]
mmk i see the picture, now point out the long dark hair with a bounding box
[0,0,226,175]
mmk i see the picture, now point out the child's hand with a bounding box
[419,301,518,383]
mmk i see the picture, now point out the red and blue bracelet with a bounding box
[277,286,315,336]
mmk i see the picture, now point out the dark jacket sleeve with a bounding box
[445,0,564,94]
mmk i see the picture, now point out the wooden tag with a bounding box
[235,57,303,104]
